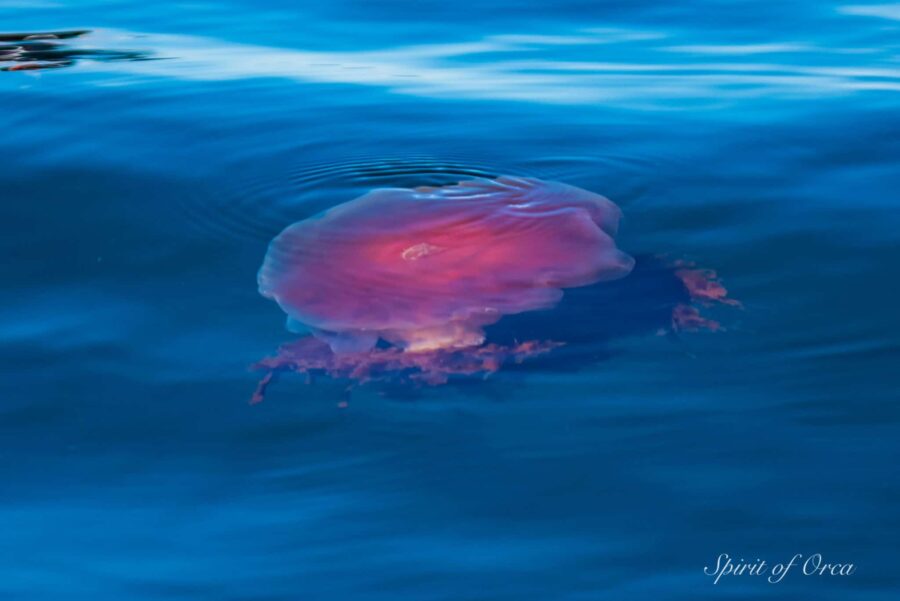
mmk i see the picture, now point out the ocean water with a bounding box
[1,1,899,599]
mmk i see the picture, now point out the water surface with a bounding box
[1,1,899,599]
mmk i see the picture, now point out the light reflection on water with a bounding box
[22,23,900,105]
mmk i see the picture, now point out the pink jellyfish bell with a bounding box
[251,175,734,402]
[258,176,634,354]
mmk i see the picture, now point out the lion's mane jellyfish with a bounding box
[251,176,736,402]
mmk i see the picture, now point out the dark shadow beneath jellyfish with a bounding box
[0,30,149,72]
[251,176,739,403]
[478,255,737,376]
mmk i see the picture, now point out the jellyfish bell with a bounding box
[257,176,635,355]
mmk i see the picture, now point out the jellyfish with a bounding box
[252,176,736,402]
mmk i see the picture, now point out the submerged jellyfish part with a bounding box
[671,260,742,332]
[258,176,634,353]
[285,316,311,334]
[250,254,742,402]
[250,337,563,404]
[309,328,379,353]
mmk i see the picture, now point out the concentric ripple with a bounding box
[180,155,532,243]
[179,151,671,245]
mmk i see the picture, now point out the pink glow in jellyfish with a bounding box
[251,176,635,401]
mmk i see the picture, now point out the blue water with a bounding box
[2,1,899,599]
